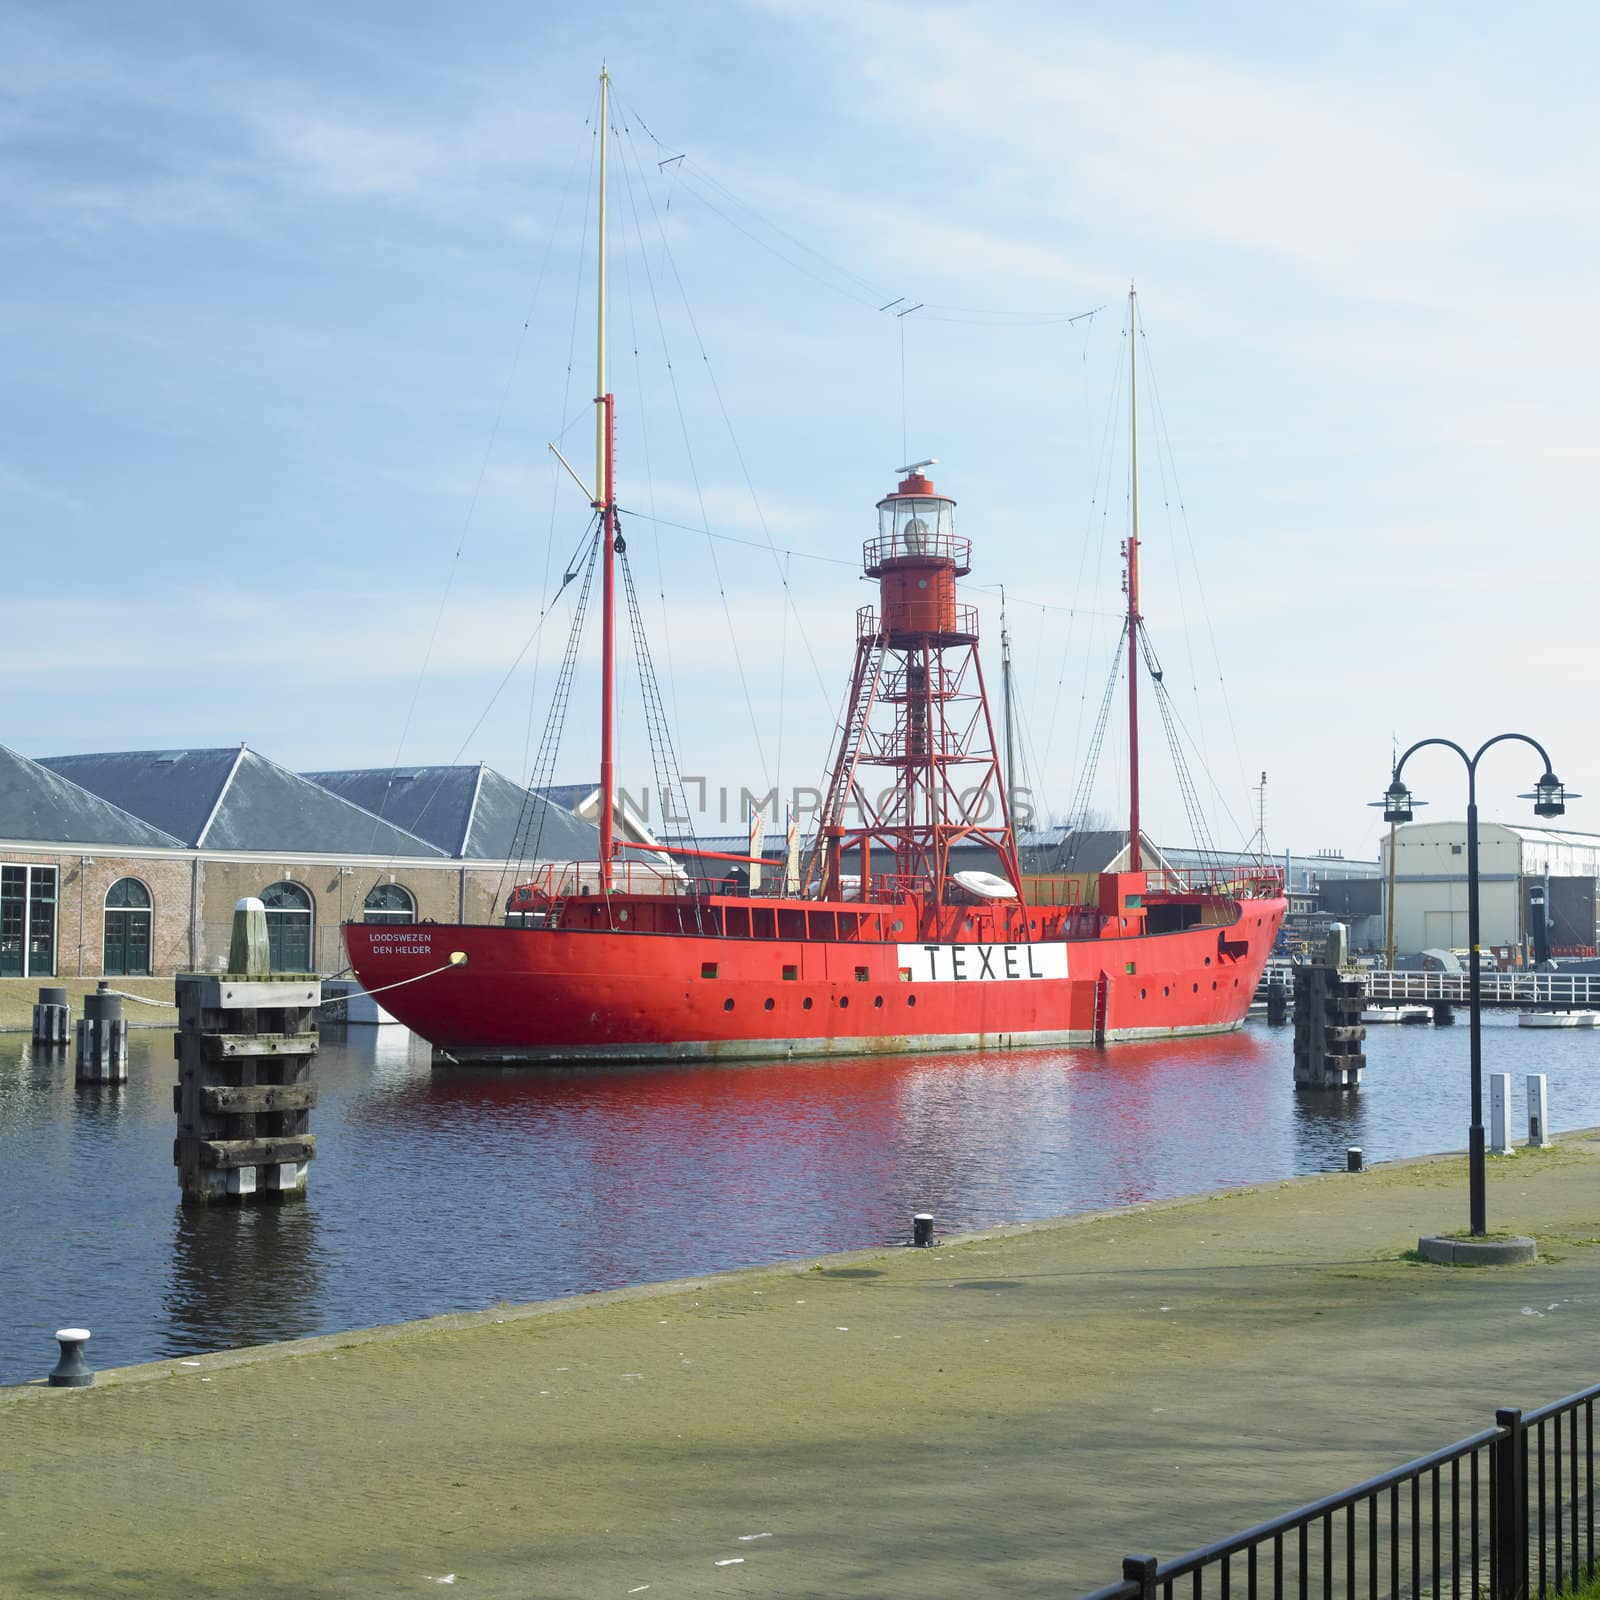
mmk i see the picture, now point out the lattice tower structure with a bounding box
[821,469,1023,914]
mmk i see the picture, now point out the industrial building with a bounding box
[1382,821,1600,960]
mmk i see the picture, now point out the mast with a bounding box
[596,65,617,888]
[1001,585,1018,831]
[1125,284,1142,874]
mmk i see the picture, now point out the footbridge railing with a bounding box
[1364,970,1600,1007]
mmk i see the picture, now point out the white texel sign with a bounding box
[898,942,1068,983]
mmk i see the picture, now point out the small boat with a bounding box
[1518,1010,1600,1028]
[1362,1004,1433,1025]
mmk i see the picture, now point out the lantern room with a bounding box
[863,463,975,644]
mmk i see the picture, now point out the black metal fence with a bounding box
[1080,1383,1597,1600]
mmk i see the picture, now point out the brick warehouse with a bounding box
[0,744,610,979]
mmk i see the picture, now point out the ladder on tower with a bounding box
[806,635,887,891]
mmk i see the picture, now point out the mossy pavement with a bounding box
[3,1137,1598,1599]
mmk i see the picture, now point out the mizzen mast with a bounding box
[595,65,617,888]
[1124,284,1143,875]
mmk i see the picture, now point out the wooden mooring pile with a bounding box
[173,898,319,1204]
[1292,924,1367,1090]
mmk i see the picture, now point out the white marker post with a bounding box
[1526,1073,1550,1149]
[1489,1072,1514,1155]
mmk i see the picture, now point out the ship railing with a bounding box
[507,860,689,905]
[857,604,980,641]
[1144,865,1285,899]
[862,529,971,571]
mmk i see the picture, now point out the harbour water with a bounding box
[3,1015,1597,1387]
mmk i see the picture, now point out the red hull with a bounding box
[344,891,1286,1064]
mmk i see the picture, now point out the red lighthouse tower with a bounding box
[811,463,1023,929]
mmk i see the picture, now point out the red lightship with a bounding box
[344,73,1285,1064]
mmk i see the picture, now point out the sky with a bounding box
[4,0,1597,860]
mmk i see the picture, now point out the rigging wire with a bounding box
[358,84,598,900]
[604,102,771,792]
[1137,623,1219,870]
[654,150,1101,326]
[1056,624,1128,856]
[1138,305,1255,844]
[617,533,707,928]
[1039,315,1125,790]
[498,517,604,905]
[612,119,686,753]
[615,98,834,723]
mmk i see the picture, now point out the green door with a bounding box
[103,879,152,976]
[0,867,22,978]
[261,882,313,973]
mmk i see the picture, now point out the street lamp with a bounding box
[1374,735,1578,1237]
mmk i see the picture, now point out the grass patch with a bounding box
[0,977,175,1032]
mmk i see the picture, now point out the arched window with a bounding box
[363,883,416,925]
[260,881,313,972]
[103,877,152,977]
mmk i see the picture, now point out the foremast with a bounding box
[595,66,617,888]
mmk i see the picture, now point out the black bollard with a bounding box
[48,1327,93,1388]
[1347,1146,1364,1173]
[1265,980,1288,1026]
[912,1212,934,1247]
[76,983,128,1082]
[32,986,70,1045]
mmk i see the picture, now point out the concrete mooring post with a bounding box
[1489,1072,1513,1155]
[32,985,69,1046]
[1293,925,1366,1090]
[173,898,319,1205]
[1526,1073,1550,1149]
[75,982,128,1083]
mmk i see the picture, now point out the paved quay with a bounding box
[4,1136,1598,1600]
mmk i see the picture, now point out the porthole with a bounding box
[617,907,630,922]
[1192,983,1199,993]
[874,995,883,1008]
[839,996,850,1009]
[802,996,814,1011]
[1204,956,1211,966]
[1212,981,1218,990]
[1140,987,1147,1000]
[1163,986,1170,997]
[907,994,917,1007]
[724,998,734,1011]
[764,997,775,1010]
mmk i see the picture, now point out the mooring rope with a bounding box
[98,954,467,1011]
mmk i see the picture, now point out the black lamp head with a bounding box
[1372,778,1416,824]
[1521,771,1578,820]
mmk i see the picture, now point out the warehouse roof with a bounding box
[306,765,600,861]
[38,747,444,856]
[0,743,184,848]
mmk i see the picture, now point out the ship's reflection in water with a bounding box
[5,1013,1600,1383]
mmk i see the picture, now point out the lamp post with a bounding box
[1375,737,1576,1237]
